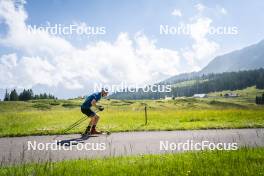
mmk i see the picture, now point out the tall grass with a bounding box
[0,147,263,176]
[0,108,263,136]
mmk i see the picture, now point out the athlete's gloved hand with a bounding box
[98,105,104,111]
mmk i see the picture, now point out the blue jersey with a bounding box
[81,92,101,109]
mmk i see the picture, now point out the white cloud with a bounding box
[0,53,18,87]
[171,9,182,17]
[195,3,205,12]
[0,53,17,68]
[182,16,219,70]
[0,0,182,93]
[220,8,227,15]
[185,4,221,64]
[0,53,59,88]
[0,0,220,97]
[0,0,73,56]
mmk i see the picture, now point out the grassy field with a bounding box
[0,147,263,176]
[0,86,264,137]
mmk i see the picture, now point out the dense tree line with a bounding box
[110,68,264,100]
[4,89,56,101]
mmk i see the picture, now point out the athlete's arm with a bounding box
[91,99,97,107]
[91,99,103,110]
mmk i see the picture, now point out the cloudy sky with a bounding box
[0,0,264,98]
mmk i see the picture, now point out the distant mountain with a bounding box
[201,40,264,74]
[162,40,264,84]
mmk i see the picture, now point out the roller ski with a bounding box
[81,128,111,139]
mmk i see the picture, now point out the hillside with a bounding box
[162,40,264,84]
[201,40,264,74]
[110,69,264,99]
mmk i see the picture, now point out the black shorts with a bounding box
[81,108,96,117]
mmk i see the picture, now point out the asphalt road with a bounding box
[0,128,263,165]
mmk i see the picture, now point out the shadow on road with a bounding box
[57,135,98,146]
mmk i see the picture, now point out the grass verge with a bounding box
[0,147,263,176]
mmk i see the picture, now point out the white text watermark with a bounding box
[160,24,238,36]
[27,140,106,151]
[93,82,172,93]
[160,140,238,151]
[27,23,106,36]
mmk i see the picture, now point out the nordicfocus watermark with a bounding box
[160,140,238,151]
[93,82,172,93]
[27,23,106,36]
[160,24,238,35]
[27,140,106,151]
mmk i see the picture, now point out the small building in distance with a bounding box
[164,96,173,100]
[193,94,208,98]
[224,93,238,98]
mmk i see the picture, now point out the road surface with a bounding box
[0,128,263,165]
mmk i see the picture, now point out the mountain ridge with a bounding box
[163,39,264,84]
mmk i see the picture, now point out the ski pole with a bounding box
[59,109,101,134]
[61,116,87,134]
[53,109,101,139]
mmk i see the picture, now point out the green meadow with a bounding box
[0,86,263,137]
[1,147,263,176]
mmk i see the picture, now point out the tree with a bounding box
[4,89,9,101]
[9,89,19,101]
[43,93,47,99]
[256,96,260,104]
[34,94,39,99]
[256,76,264,89]
[19,89,34,101]
[256,93,264,105]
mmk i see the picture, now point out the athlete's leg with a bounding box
[93,114,100,125]
[91,114,101,134]
[81,108,96,135]
[83,118,94,134]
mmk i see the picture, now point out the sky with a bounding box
[0,0,264,99]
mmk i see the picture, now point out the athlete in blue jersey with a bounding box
[81,88,108,136]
